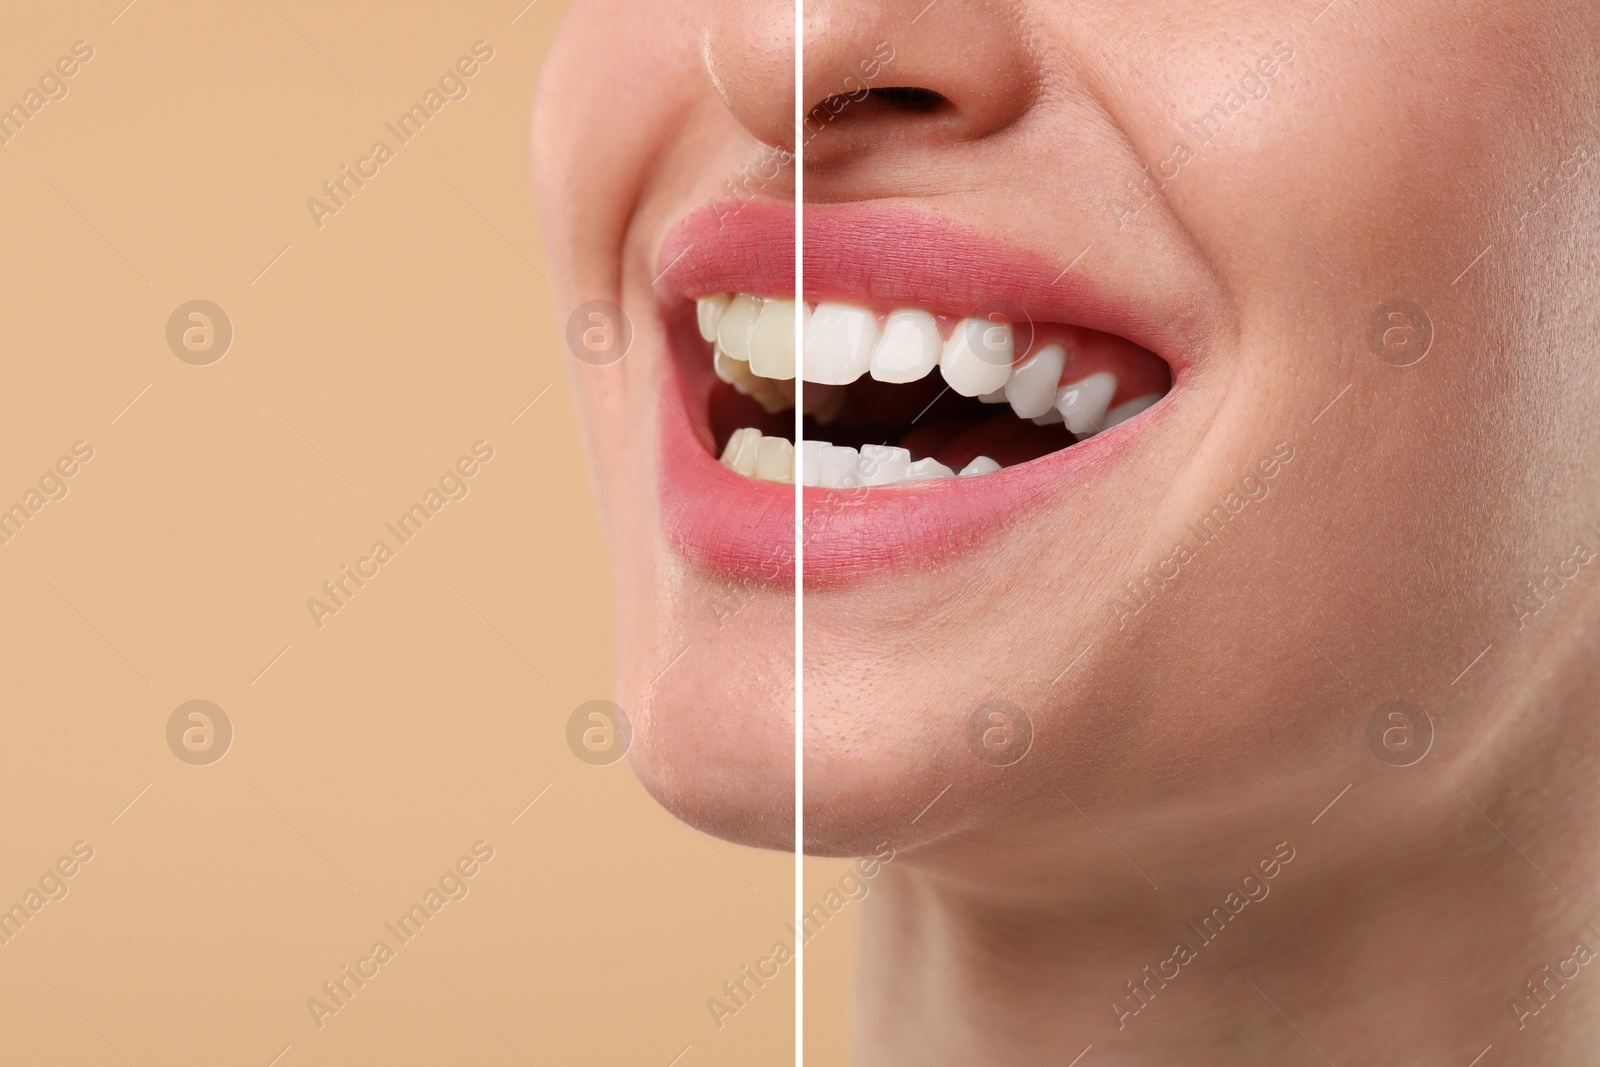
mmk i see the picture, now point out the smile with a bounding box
[698,292,1170,488]
[653,200,1216,580]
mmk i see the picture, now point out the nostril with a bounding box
[803,0,1036,157]
[808,86,953,130]
[867,86,947,112]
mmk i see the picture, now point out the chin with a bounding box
[617,590,796,852]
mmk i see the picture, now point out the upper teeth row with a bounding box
[698,293,1151,433]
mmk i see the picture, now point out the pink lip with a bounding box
[655,201,797,582]
[652,200,1202,585]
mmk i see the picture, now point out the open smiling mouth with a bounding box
[696,293,1171,487]
[652,201,1207,579]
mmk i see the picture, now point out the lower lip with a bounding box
[796,414,1154,583]
[657,356,1165,585]
[658,366,796,581]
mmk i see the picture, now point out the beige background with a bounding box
[0,1,843,1063]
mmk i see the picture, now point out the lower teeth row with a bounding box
[717,385,1162,488]
[719,429,796,484]
[803,443,999,488]
[718,432,999,488]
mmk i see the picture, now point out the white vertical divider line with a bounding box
[793,0,805,1060]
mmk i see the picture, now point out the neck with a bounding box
[854,748,1600,1064]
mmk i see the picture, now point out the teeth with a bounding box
[804,302,880,385]
[940,318,1014,397]
[1005,343,1067,419]
[869,309,941,384]
[717,346,795,412]
[809,443,953,488]
[1104,392,1160,429]
[697,293,732,342]
[748,298,797,380]
[820,444,862,488]
[860,444,912,486]
[800,440,824,487]
[700,293,1167,489]
[904,457,955,481]
[714,346,750,386]
[719,428,795,484]
[716,294,764,362]
[1055,371,1117,435]
[755,436,794,482]
[720,427,760,476]
[960,456,1001,476]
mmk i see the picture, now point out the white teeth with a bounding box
[755,436,794,482]
[703,293,1165,489]
[960,456,1001,476]
[940,318,1014,397]
[697,293,732,342]
[820,444,862,488]
[868,309,941,384]
[1055,371,1117,435]
[859,444,912,485]
[904,457,955,481]
[744,440,997,486]
[1104,392,1160,429]
[804,302,880,385]
[721,427,760,476]
[718,344,795,413]
[718,428,743,464]
[714,347,748,385]
[800,440,824,487]
[716,294,764,361]
[807,443,951,487]
[748,298,796,380]
[719,428,795,484]
[1005,344,1067,419]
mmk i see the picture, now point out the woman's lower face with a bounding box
[536,0,1600,1053]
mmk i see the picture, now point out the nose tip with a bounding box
[704,0,798,153]
[803,0,1036,157]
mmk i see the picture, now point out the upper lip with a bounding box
[653,198,1225,583]
[656,199,1210,375]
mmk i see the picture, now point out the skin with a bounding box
[536,0,1600,1062]
[533,0,798,847]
